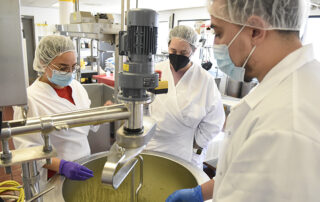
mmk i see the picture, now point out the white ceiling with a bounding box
[21,0,57,7]
[20,0,208,13]
[20,0,320,14]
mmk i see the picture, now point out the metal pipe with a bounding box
[136,0,138,8]
[42,132,52,165]
[26,186,55,202]
[22,166,32,200]
[22,161,41,202]
[90,39,94,67]
[125,102,143,130]
[1,110,130,137]
[4,104,126,129]
[1,124,40,138]
[121,0,125,31]
[49,108,126,123]
[1,105,130,138]
[1,139,12,174]
[1,139,10,157]
[76,37,81,81]
[50,104,126,118]
[30,185,42,202]
[43,133,52,153]
[118,0,125,103]
[54,110,130,127]
[131,165,135,202]
[114,34,120,102]
[127,0,130,13]
[97,40,101,75]
[74,0,79,12]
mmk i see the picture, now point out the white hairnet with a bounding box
[207,0,310,31]
[33,35,75,72]
[169,25,198,50]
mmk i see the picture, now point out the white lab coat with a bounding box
[213,44,320,202]
[145,60,225,168]
[13,78,92,187]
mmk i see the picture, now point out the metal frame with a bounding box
[21,15,37,85]
[21,15,36,52]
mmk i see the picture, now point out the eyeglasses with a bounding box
[49,63,80,75]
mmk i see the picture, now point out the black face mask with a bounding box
[169,54,190,72]
[201,61,212,71]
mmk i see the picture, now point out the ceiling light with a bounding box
[52,2,59,8]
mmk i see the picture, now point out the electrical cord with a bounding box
[0,195,19,200]
[0,180,25,202]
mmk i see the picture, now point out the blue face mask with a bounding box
[213,26,256,82]
[47,68,74,87]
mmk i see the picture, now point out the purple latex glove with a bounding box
[59,159,94,180]
[166,185,203,202]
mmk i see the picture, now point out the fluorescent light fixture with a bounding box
[52,2,59,8]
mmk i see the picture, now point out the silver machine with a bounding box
[101,8,159,189]
[0,0,159,201]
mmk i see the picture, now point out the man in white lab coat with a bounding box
[145,25,225,169]
[167,0,320,201]
[13,35,94,187]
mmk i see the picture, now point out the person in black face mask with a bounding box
[167,25,197,85]
[145,25,225,169]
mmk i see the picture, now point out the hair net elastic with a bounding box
[207,0,310,31]
[169,25,198,50]
[33,35,75,72]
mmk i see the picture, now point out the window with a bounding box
[157,21,169,54]
[302,16,320,61]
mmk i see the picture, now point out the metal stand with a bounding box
[22,161,41,202]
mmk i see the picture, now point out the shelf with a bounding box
[56,23,121,43]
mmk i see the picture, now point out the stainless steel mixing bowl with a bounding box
[45,150,209,202]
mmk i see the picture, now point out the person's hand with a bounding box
[166,185,203,202]
[104,100,113,106]
[59,159,94,180]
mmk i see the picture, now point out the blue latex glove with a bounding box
[166,185,203,202]
[59,159,94,180]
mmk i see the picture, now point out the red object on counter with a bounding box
[93,74,115,87]
[155,70,162,80]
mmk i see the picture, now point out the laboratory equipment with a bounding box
[101,8,159,188]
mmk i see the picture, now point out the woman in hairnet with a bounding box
[167,0,320,201]
[13,35,94,186]
[145,25,225,169]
